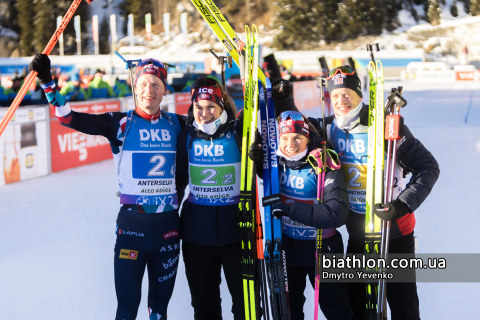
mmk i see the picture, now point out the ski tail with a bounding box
[256,176,270,320]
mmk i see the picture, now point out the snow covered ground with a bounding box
[1,81,480,319]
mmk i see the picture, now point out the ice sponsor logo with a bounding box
[198,87,214,94]
[139,129,172,141]
[163,230,179,240]
[119,249,138,260]
[194,144,224,157]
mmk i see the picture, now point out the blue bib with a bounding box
[114,111,181,212]
[280,164,318,240]
[330,122,369,214]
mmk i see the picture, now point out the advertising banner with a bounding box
[0,106,49,185]
[49,100,121,173]
[293,80,320,111]
[456,70,479,81]
[292,80,332,115]
[174,93,191,115]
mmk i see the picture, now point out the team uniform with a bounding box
[312,106,439,320]
[273,86,439,319]
[176,81,245,320]
[41,79,186,320]
[268,111,353,320]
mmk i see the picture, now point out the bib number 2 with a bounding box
[148,155,166,177]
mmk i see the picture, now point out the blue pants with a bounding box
[114,208,180,320]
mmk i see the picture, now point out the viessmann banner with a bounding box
[49,100,121,173]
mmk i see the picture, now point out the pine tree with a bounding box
[33,0,91,55]
[17,0,35,56]
[383,0,402,32]
[471,0,480,15]
[458,0,470,13]
[122,0,154,34]
[451,0,459,17]
[273,0,341,50]
[99,14,110,54]
[339,0,383,38]
[0,0,19,33]
[427,0,441,26]
[33,0,56,54]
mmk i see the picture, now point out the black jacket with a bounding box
[176,105,243,246]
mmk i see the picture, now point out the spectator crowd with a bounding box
[0,67,141,105]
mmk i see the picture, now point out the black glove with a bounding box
[271,202,288,219]
[373,200,410,221]
[248,131,263,162]
[271,79,291,99]
[28,53,52,85]
[248,141,263,164]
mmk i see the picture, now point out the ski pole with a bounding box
[114,51,141,109]
[377,88,407,320]
[313,76,328,320]
[0,0,94,138]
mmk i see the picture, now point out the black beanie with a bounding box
[327,66,363,98]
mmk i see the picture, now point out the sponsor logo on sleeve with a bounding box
[119,249,139,260]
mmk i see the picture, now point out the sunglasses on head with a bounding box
[277,111,306,123]
[327,66,356,80]
[191,77,221,91]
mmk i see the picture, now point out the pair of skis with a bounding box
[365,43,385,320]
[191,1,290,318]
[259,77,290,320]
[242,25,290,320]
[239,25,262,320]
[365,44,407,320]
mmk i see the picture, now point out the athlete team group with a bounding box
[29,52,439,320]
